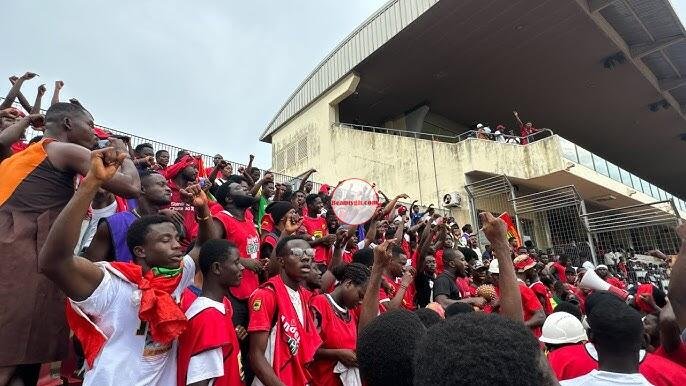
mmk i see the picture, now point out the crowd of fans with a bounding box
[471,110,547,145]
[1,72,686,386]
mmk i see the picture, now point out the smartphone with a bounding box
[96,139,110,149]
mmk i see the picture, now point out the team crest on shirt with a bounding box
[252,299,262,311]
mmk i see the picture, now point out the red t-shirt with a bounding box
[379,275,414,312]
[456,277,477,299]
[548,343,686,385]
[655,342,686,368]
[302,216,330,264]
[529,281,553,315]
[518,281,544,337]
[309,294,358,386]
[214,209,260,299]
[167,180,197,251]
[552,262,567,282]
[248,285,320,386]
[606,276,626,290]
[434,249,445,276]
[178,295,244,386]
[205,167,224,180]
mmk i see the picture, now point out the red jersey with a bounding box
[529,281,554,315]
[434,249,445,275]
[178,296,244,386]
[214,209,260,299]
[518,280,544,337]
[552,262,567,282]
[606,276,626,290]
[655,342,686,368]
[301,216,330,264]
[167,179,197,251]
[456,277,477,299]
[309,294,358,386]
[248,277,322,386]
[379,275,414,312]
[10,141,28,154]
[548,343,686,385]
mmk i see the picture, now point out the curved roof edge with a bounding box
[260,0,439,142]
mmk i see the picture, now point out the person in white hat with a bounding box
[539,312,588,350]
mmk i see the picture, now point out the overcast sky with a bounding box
[3,0,686,169]
[2,0,386,168]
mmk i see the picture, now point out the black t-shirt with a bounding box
[433,271,461,302]
[415,271,436,308]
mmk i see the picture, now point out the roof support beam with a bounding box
[659,77,686,92]
[629,36,686,59]
[587,0,618,13]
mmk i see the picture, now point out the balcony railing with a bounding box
[334,122,686,211]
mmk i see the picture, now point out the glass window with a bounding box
[631,174,643,193]
[619,168,633,188]
[592,154,608,176]
[658,188,665,201]
[641,179,651,196]
[577,147,594,170]
[649,184,658,199]
[607,162,621,182]
[559,138,578,163]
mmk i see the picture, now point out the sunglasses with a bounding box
[290,248,315,258]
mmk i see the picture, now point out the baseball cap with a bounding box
[596,264,608,270]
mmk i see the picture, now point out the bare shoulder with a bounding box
[45,141,88,171]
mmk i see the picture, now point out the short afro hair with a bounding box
[126,215,177,255]
[553,301,582,321]
[45,102,90,126]
[352,248,374,268]
[341,263,370,286]
[155,149,168,157]
[275,235,302,259]
[414,308,443,328]
[414,313,542,386]
[587,293,643,356]
[445,302,475,318]
[305,193,320,207]
[357,310,424,386]
[199,239,238,275]
[134,143,154,154]
[214,175,247,205]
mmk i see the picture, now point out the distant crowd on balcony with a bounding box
[472,110,550,145]
[1,72,686,386]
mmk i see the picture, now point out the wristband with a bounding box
[196,214,211,222]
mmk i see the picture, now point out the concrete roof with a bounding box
[260,0,439,141]
[261,0,686,197]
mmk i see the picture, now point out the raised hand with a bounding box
[480,212,507,244]
[37,84,47,96]
[8,76,18,84]
[55,80,64,90]
[373,238,396,269]
[27,113,45,129]
[20,72,38,81]
[401,266,415,286]
[395,193,410,200]
[86,148,128,183]
[180,184,209,208]
[0,108,21,118]
[263,173,274,182]
[285,213,303,234]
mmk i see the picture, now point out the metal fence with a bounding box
[511,186,595,266]
[464,175,519,248]
[581,200,681,290]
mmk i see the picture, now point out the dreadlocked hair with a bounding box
[342,262,370,286]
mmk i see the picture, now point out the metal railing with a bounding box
[332,122,554,144]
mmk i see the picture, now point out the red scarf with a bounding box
[66,262,187,367]
[162,155,200,180]
[263,276,321,385]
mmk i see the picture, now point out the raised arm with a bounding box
[359,239,394,331]
[179,183,215,267]
[250,173,274,197]
[382,193,409,218]
[207,159,227,183]
[297,168,317,192]
[0,113,43,160]
[481,212,523,322]
[51,81,64,106]
[48,138,141,198]
[242,154,256,186]
[1,72,37,110]
[31,84,46,114]
[8,76,33,112]
[668,223,686,330]
[513,110,524,128]
[39,148,128,301]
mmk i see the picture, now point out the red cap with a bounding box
[397,206,407,215]
[319,184,330,194]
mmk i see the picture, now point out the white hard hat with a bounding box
[539,312,588,345]
[488,259,499,274]
[476,123,484,129]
